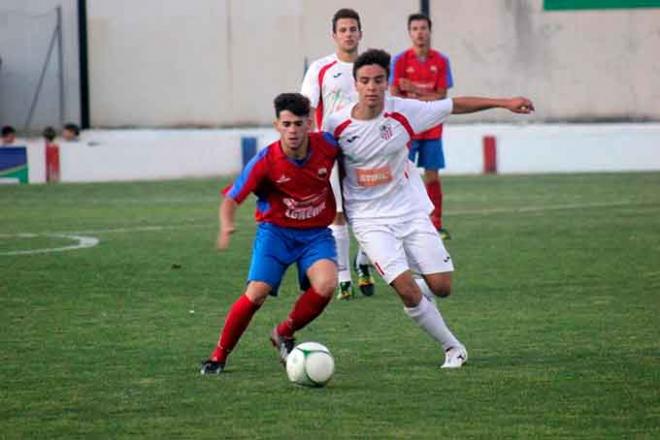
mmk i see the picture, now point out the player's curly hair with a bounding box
[273,93,311,118]
[353,49,391,80]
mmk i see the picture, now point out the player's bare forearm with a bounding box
[452,97,534,114]
[217,197,238,250]
[390,85,404,97]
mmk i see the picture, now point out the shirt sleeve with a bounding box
[321,131,340,157]
[226,149,269,204]
[443,54,454,90]
[300,61,321,108]
[397,97,453,134]
[389,52,406,87]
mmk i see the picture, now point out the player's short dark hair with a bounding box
[2,125,16,136]
[42,126,57,142]
[274,93,311,118]
[408,13,432,30]
[353,49,391,80]
[332,8,361,33]
[64,122,80,136]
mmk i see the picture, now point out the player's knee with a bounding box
[313,279,337,298]
[430,279,452,298]
[244,282,272,305]
[424,170,440,182]
[435,287,451,298]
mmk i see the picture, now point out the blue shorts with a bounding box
[247,223,337,296]
[408,138,445,170]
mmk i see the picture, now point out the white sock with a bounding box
[404,295,461,351]
[329,224,351,283]
[414,277,436,304]
[356,247,371,266]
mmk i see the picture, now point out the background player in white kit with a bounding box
[301,8,375,300]
[326,49,534,368]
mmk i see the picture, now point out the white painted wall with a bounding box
[432,1,660,122]
[86,0,418,127]
[4,1,659,129]
[87,0,231,127]
[20,124,660,184]
[85,0,660,127]
[446,124,660,174]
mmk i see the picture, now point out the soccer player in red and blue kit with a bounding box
[390,13,453,239]
[200,93,340,375]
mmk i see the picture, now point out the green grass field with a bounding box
[2,172,659,439]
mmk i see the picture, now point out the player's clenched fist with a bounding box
[506,97,535,114]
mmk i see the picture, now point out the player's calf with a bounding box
[391,272,424,307]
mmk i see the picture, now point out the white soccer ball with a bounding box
[286,342,335,387]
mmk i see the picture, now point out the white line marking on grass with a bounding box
[0,234,100,256]
[3,200,654,255]
[0,223,211,256]
[69,223,212,235]
[60,201,656,236]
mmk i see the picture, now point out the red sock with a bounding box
[276,287,331,338]
[426,179,443,229]
[210,294,261,363]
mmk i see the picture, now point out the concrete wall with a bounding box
[86,0,417,127]
[431,1,660,122]
[3,1,659,129]
[0,0,81,131]
[84,0,660,127]
[20,124,660,184]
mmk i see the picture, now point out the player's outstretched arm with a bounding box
[217,197,238,250]
[452,97,534,115]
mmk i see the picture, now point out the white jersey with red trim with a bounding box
[326,96,453,222]
[301,53,357,130]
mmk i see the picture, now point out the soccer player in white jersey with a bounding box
[325,49,534,368]
[301,8,375,300]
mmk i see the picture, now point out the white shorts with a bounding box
[351,216,454,284]
[330,163,343,213]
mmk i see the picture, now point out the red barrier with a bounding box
[46,142,60,182]
[483,135,497,174]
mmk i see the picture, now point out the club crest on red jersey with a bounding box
[379,123,393,140]
[275,174,291,184]
[317,167,328,179]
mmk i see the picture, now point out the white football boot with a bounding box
[441,345,468,369]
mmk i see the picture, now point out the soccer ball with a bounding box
[286,342,335,387]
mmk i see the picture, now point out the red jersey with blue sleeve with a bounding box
[224,132,340,228]
[390,48,453,140]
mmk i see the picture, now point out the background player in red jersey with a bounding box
[201,93,340,375]
[390,13,454,239]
